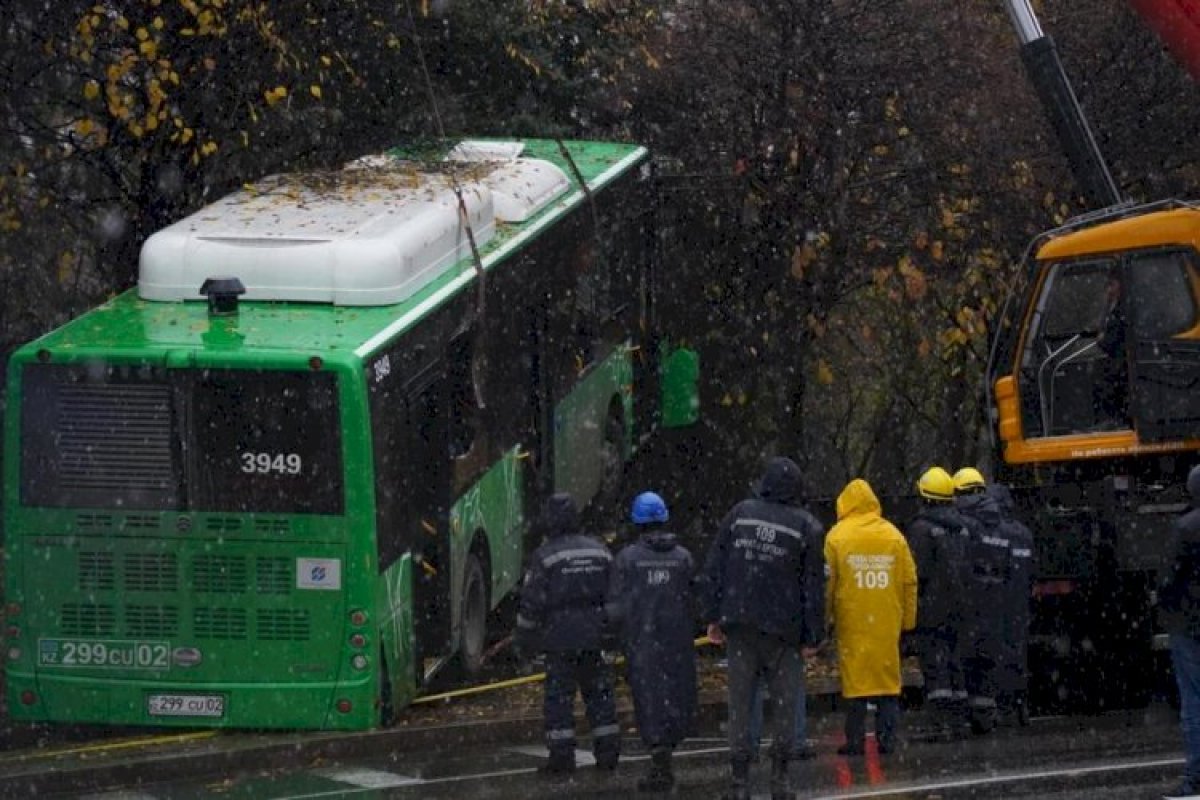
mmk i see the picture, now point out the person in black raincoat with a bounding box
[952,467,1010,735]
[1159,464,1200,799]
[701,456,826,800]
[904,466,971,741]
[608,491,697,793]
[988,483,1034,725]
[515,493,620,774]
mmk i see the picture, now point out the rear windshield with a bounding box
[20,364,343,514]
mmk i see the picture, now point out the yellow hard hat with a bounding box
[917,466,955,501]
[952,467,987,493]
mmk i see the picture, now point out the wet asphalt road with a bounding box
[51,702,1187,800]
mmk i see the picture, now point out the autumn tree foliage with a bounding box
[0,0,1195,506]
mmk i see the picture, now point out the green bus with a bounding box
[2,138,699,730]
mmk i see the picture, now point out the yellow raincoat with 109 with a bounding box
[824,479,918,698]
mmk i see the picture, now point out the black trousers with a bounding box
[543,650,620,758]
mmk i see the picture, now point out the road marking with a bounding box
[804,755,1185,799]
[0,731,218,764]
[507,744,596,765]
[312,767,422,787]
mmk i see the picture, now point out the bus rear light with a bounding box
[349,609,367,626]
[19,690,36,706]
[5,625,18,640]
[1034,579,1077,598]
[336,699,352,714]
[349,633,366,649]
[308,356,323,371]
[351,654,368,670]
[7,647,20,661]
[5,602,20,617]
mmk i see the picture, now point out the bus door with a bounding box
[400,377,453,668]
[1129,249,1200,442]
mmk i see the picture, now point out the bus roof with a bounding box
[21,139,647,365]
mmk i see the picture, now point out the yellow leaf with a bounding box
[791,243,816,280]
[83,80,100,100]
[930,240,944,262]
[873,144,889,156]
[940,208,955,228]
[816,360,834,386]
[139,40,158,59]
[135,26,149,41]
[309,84,322,99]
[75,118,94,136]
[152,16,164,30]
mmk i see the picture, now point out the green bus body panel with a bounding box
[2,140,649,730]
[661,345,700,428]
[554,347,633,501]
[376,555,417,709]
[450,447,526,619]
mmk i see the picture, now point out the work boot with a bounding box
[538,750,576,776]
[770,756,794,800]
[722,758,751,800]
[637,748,675,793]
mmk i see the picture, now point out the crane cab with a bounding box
[991,204,1200,466]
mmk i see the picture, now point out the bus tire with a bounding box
[460,551,489,676]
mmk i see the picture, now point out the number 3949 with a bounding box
[240,452,302,475]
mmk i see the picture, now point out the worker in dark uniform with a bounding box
[1159,464,1200,800]
[701,456,826,800]
[989,483,1034,726]
[952,467,1009,735]
[515,492,620,774]
[904,466,971,741]
[608,491,697,793]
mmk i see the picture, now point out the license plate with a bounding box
[38,638,169,670]
[147,693,226,718]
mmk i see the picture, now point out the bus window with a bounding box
[189,370,343,514]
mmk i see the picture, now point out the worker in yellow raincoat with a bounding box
[824,478,918,756]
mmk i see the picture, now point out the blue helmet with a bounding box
[631,491,669,525]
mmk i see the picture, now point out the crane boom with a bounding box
[1003,0,1123,209]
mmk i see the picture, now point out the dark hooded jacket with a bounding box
[701,457,826,645]
[1160,466,1200,639]
[988,484,1035,685]
[956,489,1010,659]
[516,493,613,652]
[904,501,971,631]
[609,527,697,746]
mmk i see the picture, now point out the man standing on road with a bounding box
[904,466,970,741]
[989,483,1034,726]
[515,492,620,775]
[608,491,697,793]
[701,456,826,800]
[953,466,1009,735]
[825,478,918,757]
[1159,464,1200,800]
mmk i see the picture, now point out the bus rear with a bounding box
[4,347,378,729]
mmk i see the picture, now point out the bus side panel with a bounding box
[450,447,526,619]
[553,347,632,506]
[377,554,416,709]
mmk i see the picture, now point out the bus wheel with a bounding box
[460,552,488,676]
